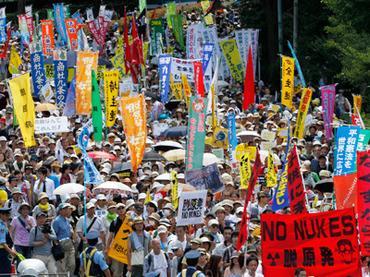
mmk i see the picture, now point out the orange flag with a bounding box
[120,94,147,172]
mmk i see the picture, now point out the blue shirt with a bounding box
[52,215,71,240]
[79,247,109,272]
[49,175,60,189]
[0,219,7,244]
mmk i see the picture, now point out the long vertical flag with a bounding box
[320,84,336,139]
[281,55,295,109]
[91,70,102,142]
[294,88,312,138]
[207,57,219,129]
[123,7,131,74]
[104,70,119,128]
[53,49,68,108]
[8,73,36,147]
[266,152,277,188]
[159,54,172,103]
[41,20,55,56]
[30,50,47,98]
[243,45,254,110]
[236,148,261,251]
[193,61,205,97]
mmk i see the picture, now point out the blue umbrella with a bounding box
[160,126,187,138]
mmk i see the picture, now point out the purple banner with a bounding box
[320,84,336,139]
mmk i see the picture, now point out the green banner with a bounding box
[357,129,370,151]
[91,70,103,142]
[170,14,185,51]
[139,0,147,14]
[166,2,177,28]
[149,19,164,56]
[185,96,208,172]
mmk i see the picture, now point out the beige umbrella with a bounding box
[35,102,58,112]
[162,149,186,161]
[159,183,196,192]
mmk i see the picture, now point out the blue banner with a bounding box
[334,126,360,176]
[53,3,68,46]
[30,51,47,98]
[227,111,237,160]
[71,10,83,24]
[0,17,6,44]
[202,43,214,72]
[77,126,90,152]
[53,57,68,108]
[158,54,172,103]
[62,78,76,117]
[84,156,103,184]
[287,41,306,88]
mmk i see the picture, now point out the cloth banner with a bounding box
[176,190,207,226]
[35,116,70,134]
[353,94,362,113]
[110,37,125,78]
[120,95,147,173]
[91,71,102,142]
[139,0,147,14]
[30,51,47,98]
[75,51,98,115]
[200,1,214,25]
[77,125,90,152]
[239,154,251,190]
[108,217,132,264]
[185,163,224,193]
[202,43,214,91]
[166,2,177,29]
[219,38,243,82]
[53,50,68,108]
[18,15,30,46]
[334,126,360,176]
[171,171,179,210]
[8,46,22,75]
[320,84,336,139]
[235,144,257,162]
[0,8,6,44]
[170,15,185,51]
[235,29,259,76]
[185,96,207,171]
[65,18,78,50]
[261,208,361,277]
[149,19,163,56]
[186,23,204,60]
[0,25,11,59]
[357,129,370,151]
[8,73,36,147]
[287,145,308,214]
[159,54,172,103]
[171,57,200,83]
[294,88,312,138]
[227,112,238,161]
[357,150,370,256]
[266,153,277,188]
[243,45,255,110]
[333,174,357,212]
[193,61,205,97]
[272,161,289,211]
[104,70,119,128]
[63,78,76,117]
[53,3,68,46]
[281,55,295,109]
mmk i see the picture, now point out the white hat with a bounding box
[208,219,219,227]
[96,194,107,201]
[151,182,164,191]
[236,207,244,214]
[138,193,146,200]
[125,199,135,210]
[0,136,6,141]
[86,202,95,209]
[158,225,167,234]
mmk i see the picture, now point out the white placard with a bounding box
[176,190,207,226]
[35,116,70,134]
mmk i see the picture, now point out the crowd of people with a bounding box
[0,1,367,277]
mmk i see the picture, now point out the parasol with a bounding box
[92,181,132,194]
[53,183,85,195]
[35,103,58,112]
[203,153,221,166]
[143,151,167,162]
[88,151,117,160]
[159,183,196,192]
[160,126,187,138]
[162,149,186,161]
[154,173,171,182]
[153,140,184,152]
[111,162,132,173]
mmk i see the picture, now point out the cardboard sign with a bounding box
[35,116,70,134]
[261,208,361,277]
[176,190,207,226]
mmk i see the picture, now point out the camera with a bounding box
[41,224,52,234]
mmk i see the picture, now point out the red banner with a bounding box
[243,45,255,110]
[41,20,55,56]
[287,145,308,214]
[193,61,205,97]
[357,150,370,256]
[333,173,357,212]
[65,18,78,50]
[87,20,103,45]
[236,149,261,251]
[25,15,34,42]
[261,208,361,277]
[0,27,11,59]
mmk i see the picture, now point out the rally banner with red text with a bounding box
[261,208,361,277]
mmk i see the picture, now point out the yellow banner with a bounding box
[8,73,36,147]
[219,39,243,82]
[44,64,54,79]
[239,154,251,190]
[170,74,183,100]
[181,73,191,106]
[107,217,132,264]
[76,51,98,115]
[120,94,147,173]
[171,170,178,209]
[110,37,125,78]
[294,88,312,138]
[235,144,256,162]
[266,153,277,188]
[104,70,120,128]
[281,55,295,109]
[353,94,362,113]
[9,46,22,75]
[201,1,214,25]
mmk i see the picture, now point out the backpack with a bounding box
[82,247,104,277]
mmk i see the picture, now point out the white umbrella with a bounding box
[237,130,261,138]
[154,173,171,182]
[92,181,132,194]
[203,153,221,166]
[53,183,85,195]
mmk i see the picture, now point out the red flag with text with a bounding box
[194,61,205,97]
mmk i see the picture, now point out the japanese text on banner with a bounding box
[281,55,295,109]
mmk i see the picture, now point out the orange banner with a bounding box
[120,94,147,172]
[333,173,357,213]
[41,20,55,56]
[65,18,78,50]
[75,51,98,115]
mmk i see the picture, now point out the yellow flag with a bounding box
[8,73,36,147]
[8,46,22,75]
[144,190,152,205]
[181,73,191,106]
[266,153,277,188]
[104,70,120,128]
[281,55,295,109]
[170,74,183,100]
[201,1,214,25]
[171,170,178,210]
[107,217,132,264]
[235,144,256,162]
[219,39,244,82]
[294,88,312,138]
[353,94,362,113]
[239,154,251,190]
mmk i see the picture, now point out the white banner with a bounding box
[176,190,207,226]
[171,57,201,83]
[35,116,70,134]
[186,23,204,60]
[235,29,259,77]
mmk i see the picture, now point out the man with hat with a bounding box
[0,207,17,276]
[4,188,23,218]
[178,250,205,277]
[80,231,111,277]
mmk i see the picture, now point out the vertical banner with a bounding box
[104,70,119,128]
[202,43,214,92]
[261,208,361,277]
[272,161,289,211]
[357,129,370,151]
[186,23,204,60]
[8,73,36,147]
[149,19,163,56]
[219,39,244,82]
[193,61,205,97]
[171,170,179,210]
[53,3,68,46]
[281,55,295,109]
[166,2,177,28]
[0,26,10,59]
[139,0,147,14]
[320,84,336,139]
[18,15,30,46]
[159,54,172,104]
[170,15,185,51]
[357,150,370,256]
[30,51,47,98]
[334,126,360,176]
[8,46,22,74]
[353,94,362,113]
[287,145,307,214]
[239,154,251,190]
[185,96,207,171]
[91,71,102,142]
[182,74,191,106]
[75,51,98,115]
[266,153,277,188]
[294,88,312,139]
[63,78,76,117]
[243,45,255,110]
[120,95,147,173]
[0,7,6,44]
[110,37,125,77]
[65,18,78,50]
[227,111,238,162]
[53,50,68,108]
[200,1,214,25]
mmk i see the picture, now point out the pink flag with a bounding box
[320,84,336,139]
